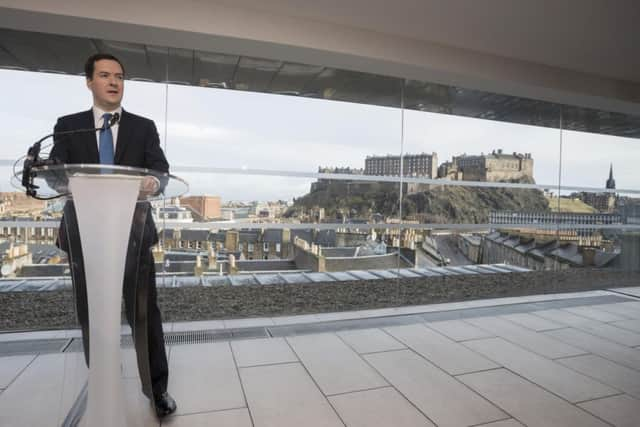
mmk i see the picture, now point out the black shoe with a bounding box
[153,391,177,418]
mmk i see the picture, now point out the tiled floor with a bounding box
[1,287,640,426]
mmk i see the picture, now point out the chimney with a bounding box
[581,247,596,267]
[228,254,237,275]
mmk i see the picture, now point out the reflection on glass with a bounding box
[152,224,409,283]
[403,109,561,187]
[560,128,640,191]
[0,65,169,294]
[164,84,402,175]
[0,33,638,333]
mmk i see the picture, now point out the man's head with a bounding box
[85,53,125,111]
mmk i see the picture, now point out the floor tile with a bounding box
[618,301,640,309]
[464,337,618,402]
[563,305,630,322]
[355,307,408,318]
[464,316,585,359]
[614,301,640,315]
[122,347,140,379]
[64,329,83,338]
[168,342,245,415]
[272,314,321,325]
[161,407,252,427]
[544,328,640,371]
[0,329,66,342]
[557,354,640,399]
[329,387,435,427]
[501,313,565,332]
[336,328,406,354]
[534,309,640,347]
[609,287,640,298]
[476,420,524,427]
[287,333,387,395]
[594,303,640,320]
[172,320,225,332]
[58,352,88,425]
[120,346,167,384]
[239,363,343,427]
[0,354,35,388]
[314,311,364,322]
[0,353,79,427]
[365,350,506,427]
[578,394,640,427]
[610,319,640,333]
[224,317,274,329]
[231,337,298,367]
[121,378,160,427]
[458,369,609,427]
[79,378,159,427]
[385,324,499,375]
[425,319,494,341]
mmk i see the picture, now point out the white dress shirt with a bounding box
[92,105,122,152]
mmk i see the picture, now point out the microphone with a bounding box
[108,112,120,128]
[21,112,121,198]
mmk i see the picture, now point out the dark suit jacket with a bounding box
[50,109,169,251]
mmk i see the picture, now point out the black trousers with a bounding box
[61,202,168,399]
[123,249,169,397]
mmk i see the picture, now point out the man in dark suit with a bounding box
[50,53,177,418]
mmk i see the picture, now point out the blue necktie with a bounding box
[99,113,114,164]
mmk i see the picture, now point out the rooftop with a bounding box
[1,286,639,426]
[0,264,530,291]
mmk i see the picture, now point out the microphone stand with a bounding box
[22,113,120,199]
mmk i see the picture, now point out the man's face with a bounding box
[86,59,124,110]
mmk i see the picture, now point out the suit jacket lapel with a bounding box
[81,110,100,163]
[114,109,131,165]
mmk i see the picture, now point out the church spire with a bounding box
[606,163,616,189]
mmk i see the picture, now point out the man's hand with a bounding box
[139,176,160,197]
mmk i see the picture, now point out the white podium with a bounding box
[28,164,187,427]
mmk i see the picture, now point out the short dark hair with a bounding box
[84,53,125,80]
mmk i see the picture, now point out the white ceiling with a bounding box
[215,0,640,83]
[0,0,637,114]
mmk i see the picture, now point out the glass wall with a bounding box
[0,29,639,325]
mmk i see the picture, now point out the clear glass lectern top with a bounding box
[24,163,189,200]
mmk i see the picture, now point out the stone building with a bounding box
[311,167,365,192]
[571,165,617,213]
[364,153,438,178]
[457,234,483,264]
[617,197,640,224]
[481,231,618,271]
[292,236,412,272]
[490,211,622,239]
[153,204,194,223]
[210,229,293,260]
[179,195,221,220]
[0,192,47,216]
[0,219,58,245]
[439,149,534,182]
[159,228,210,250]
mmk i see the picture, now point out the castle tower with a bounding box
[606,164,616,189]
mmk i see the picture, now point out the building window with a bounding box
[276,243,281,253]
[239,243,244,252]
[248,243,254,252]
[263,242,269,252]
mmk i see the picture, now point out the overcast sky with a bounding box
[1,69,638,202]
